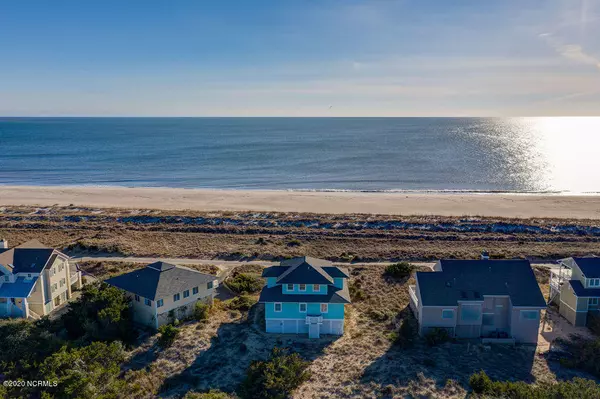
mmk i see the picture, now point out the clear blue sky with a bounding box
[1,0,599,116]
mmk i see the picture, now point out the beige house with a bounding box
[551,257,600,327]
[0,239,83,319]
[105,261,218,329]
[409,257,546,344]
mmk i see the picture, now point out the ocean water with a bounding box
[1,117,599,193]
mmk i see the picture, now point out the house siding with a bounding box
[419,306,457,335]
[266,302,344,319]
[282,284,327,295]
[510,308,542,344]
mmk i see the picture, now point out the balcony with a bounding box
[306,315,323,324]
[550,268,571,291]
[409,285,419,318]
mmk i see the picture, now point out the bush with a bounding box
[558,337,600,378]
[194,302,211,321]
[157,324,179,348]
[227,273,264,294]
[287,239,302,247]
[238,347,311,399]
[469,370,600,398]
[469,370,493,394]
[41,341,126,399]
[425,327,451,346]
[385,262,415,279]
[394,318,418,348]
[227,295,256,311]
[184,390,234,399]
[60,282,135,344]
[588,312,600,336]
[349,280,367,302]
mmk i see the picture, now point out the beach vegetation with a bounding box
[227,295,256,311]
[385,262,415,279]
[157,324,179,348]
[194,302,211,321]
[238,347,311,399]
[226,272,264,294]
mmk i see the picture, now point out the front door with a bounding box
[309,323,320,339]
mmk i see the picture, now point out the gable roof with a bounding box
[569,280,600,297]
[0,240,61,274]
[261,257,349,285]
[572,257,600,278]
[259,281,351,304]
[104,262,216,301]
[416,259,546,308]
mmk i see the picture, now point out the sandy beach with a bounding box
[1,185,600,219]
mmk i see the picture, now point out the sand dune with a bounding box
[1,185,600,219]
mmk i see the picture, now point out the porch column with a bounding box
[22,297,29,318]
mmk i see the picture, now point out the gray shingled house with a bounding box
[550,256,600,327]
[409,258,546,344]
[105,261,218,329]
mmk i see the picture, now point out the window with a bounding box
[52,283,57,293]
[287,283,294,291]
[482,313,494,326]
[589,298,599,306]
[313,284,320,292]
[157,299,164,308]
[520,310,539,320]
[193,286,199,295]
[144,298,151,306]
[27,273,32,279]
[299,284,306,292]
[320,303,328,313]
[51,268,56,276]
[590,279,600,288]
[299,303,307,312]
[58,263,64,272]
[274,302,282,312]
[184,290,190,298]
[59,278,65,287]
[134,294,140,302]
[441,309,454,319]
[460,304,481,322]
[208,281,214,289]
[174,293,180,301]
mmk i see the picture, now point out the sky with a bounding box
[0,0,599,116]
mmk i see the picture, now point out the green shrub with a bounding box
[588,312,600,336]
[194,302,211,321]
[425,327,451,346]
[395,318,418,348]
[227,295,256,311]
[60,282,135,344]
[157,324,179,348]
[238,347,311,399]
[469,370,493,394]
[227,273,264,294]
[40,341,126,399]
[184,390,234,399]
[469,370,600,398]
[349,280,367,302]
[287,239,302,247]
[385,262,415,279]
[368,309,393,322]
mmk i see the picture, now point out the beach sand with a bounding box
[1,185,600,219]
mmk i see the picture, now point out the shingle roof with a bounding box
[259,282,351,304]
[104,262,216,301]
[416,259,546,308]
[572,257,600,278]
[0,276,38,298]
[569,280,600,297]
[262,257,349,284]
[0,240,59,274]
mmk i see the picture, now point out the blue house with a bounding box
[259,256,351,338]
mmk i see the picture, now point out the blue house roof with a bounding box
[417,259,546,308]
[259,284,351,304]
[572,257,600,278]
[569,280,600,297]
[0,277,38,298]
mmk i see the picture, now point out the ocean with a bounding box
[1,117,599,193]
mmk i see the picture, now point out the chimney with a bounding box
[0,239,7,249]
[481,250,489,260]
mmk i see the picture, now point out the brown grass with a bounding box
[78,260,219,279]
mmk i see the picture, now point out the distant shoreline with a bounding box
[2,185,600,219]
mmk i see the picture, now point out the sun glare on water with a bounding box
[511,117,600,193]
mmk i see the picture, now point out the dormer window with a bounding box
[287,284,294,291]
[313,284,320,292]
[299,284,306,292]
[590,278,600,288]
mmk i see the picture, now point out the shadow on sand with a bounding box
[159,303,339,397]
